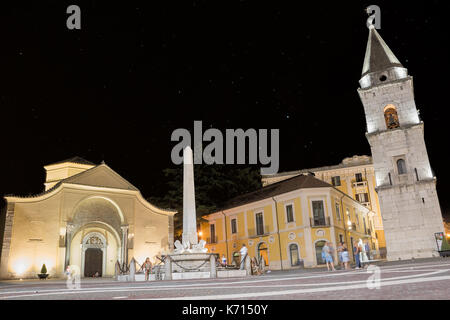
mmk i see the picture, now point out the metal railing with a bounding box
[353,181,368,188]
[248,225,270,238]
[310,216,331,227]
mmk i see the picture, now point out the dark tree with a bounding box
[148,165,262,239]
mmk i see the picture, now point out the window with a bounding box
[397,159,407,174]
[339,234,344,243]
[231,218,237,234]
[384,104,400,129]
[312,201,326,225]
[335,203,341,220]
[331,176,341,186]
[256,212,264,236]
[289,244,300,266]
[210,224,216,243]
[286,204,294,223]
[356,193,369,203]
[355,173,363,182]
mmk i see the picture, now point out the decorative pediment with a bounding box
[63,164,139,191]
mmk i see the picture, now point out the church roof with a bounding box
[46,156,95,166]
[362,25,403,77]
[5,162,137,199]
[218,174,331,211]
[262,155,373,179]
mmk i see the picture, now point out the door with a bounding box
[84,248,103,277]
[257,242,268,266]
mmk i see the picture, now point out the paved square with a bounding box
[1,259,450,300]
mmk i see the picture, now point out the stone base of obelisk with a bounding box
[159,253,250,280]
[163,253,218,280]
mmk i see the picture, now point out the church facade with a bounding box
[0,157,176,279]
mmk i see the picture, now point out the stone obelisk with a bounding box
[182,146,198,246]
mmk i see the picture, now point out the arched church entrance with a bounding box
[67,196,126,278]
[82,233,106,277]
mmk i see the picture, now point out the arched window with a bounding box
[289,243,300,266]
[384,104,400,129]
[257,242,268,267]
[397,159,407,174]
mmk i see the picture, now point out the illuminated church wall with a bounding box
[0,160,176,279]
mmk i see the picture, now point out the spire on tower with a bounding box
[359,22,408,89]
[362,25,403,77]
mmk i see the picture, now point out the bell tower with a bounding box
[357,21,444,260]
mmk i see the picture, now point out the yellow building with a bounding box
[0,157,176,279]
[200,173,378,269]
[262,155,386,257]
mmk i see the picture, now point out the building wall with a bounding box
[262,161,386,251]
[0,185,173,279]
[201,187,378,270]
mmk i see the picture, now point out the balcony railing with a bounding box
[207,236,218,244]
[248,225,270,238]
[310,216,331,227]
[353,181,368,188]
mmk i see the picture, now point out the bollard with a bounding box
[164,255,172,280]
[210,254,217,278]
[129,257,136,282]
[245,255,252,275]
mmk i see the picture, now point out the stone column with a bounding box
[64,223,75,270]
[182,146,198,245]
[209,254,217,278]
[168,215,174,250]
[0,202,15,279]
[164,255,172,280]
[245,255,252,275]
[129,257,136,282]
[121,225,129,267]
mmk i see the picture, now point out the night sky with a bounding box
[1,1,449,216]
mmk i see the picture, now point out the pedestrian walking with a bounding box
[341,247,350,270]
[144,257,153,281]
[337,242,344,269]
[364,240,371,260]
[239,244,248,270]
[221,254,227,267]
[353,241,361,269]
[322,241,335,271]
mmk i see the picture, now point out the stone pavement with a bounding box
[1,258,450,300]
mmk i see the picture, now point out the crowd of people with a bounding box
[137,240,373,281]
[323,239,373,271]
